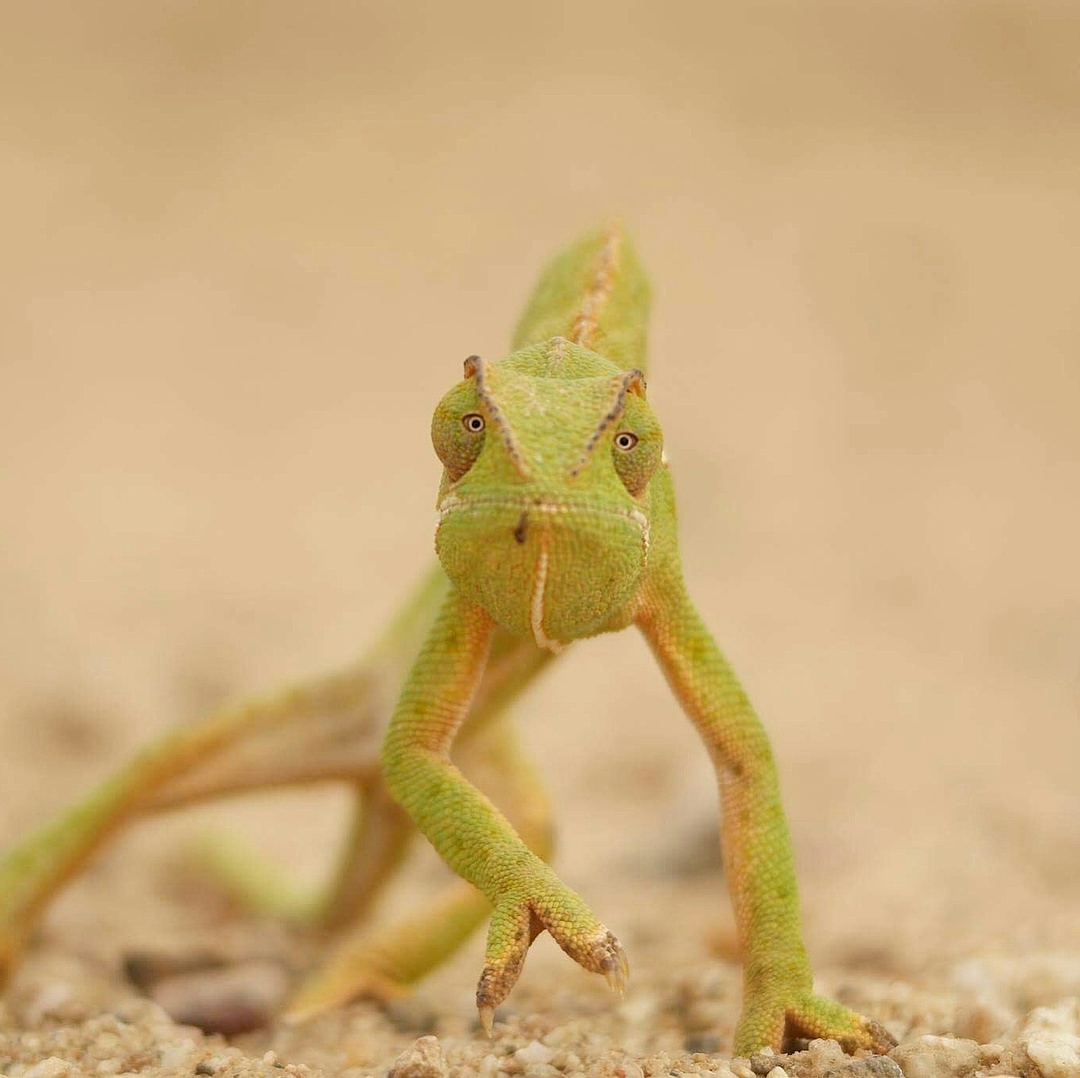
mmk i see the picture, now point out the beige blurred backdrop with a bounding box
[1,0,1078,989]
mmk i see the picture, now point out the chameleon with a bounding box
[0,225,895,1057]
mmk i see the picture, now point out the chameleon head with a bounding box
[431,339,664,650]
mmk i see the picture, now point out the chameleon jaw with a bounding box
[435,494,650,645]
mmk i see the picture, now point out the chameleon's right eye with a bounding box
[432,384,487,483]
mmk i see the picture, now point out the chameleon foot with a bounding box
[477,876,627,1033]
[284,879,494,1023]
[285,963,406,1024]
[734,986,897,1056]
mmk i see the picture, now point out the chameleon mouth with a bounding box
[436,494,650,548]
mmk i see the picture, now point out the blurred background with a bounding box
[1,0,1078,1031]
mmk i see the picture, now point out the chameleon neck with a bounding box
[510,224,650,375]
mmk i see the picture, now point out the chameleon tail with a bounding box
[510,223,651,375]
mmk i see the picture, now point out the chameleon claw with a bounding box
[735,987,897,1056]
[601,938,629,995]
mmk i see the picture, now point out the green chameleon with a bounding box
[0,225,895,1057]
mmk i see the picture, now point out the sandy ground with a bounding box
[1,3,1079,1075]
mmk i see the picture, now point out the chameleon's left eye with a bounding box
[462,413,485,433]
[611,396,663,497]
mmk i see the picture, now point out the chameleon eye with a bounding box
[433,388,486,481]
[611,400,662,497]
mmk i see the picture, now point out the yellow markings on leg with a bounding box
[637,568,895,1054]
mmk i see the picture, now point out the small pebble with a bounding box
[23,1060,74,1078]
[386,1035,449,1078]
[1023,1031,1080,1078]
[747,1049,777,1075]
[515,1040,555,1066]
[1014,998,1080,1078]
[150,960,290,1036]
[889,1035,981,1078]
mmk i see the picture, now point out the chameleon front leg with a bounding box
[636,570,896,1056]
[381,589,627,1032]
[285,706,556,1019]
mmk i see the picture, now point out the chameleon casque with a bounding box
[0,226,895,1056]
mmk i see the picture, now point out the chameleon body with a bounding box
[0,226,894,1056]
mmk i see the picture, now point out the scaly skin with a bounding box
[381,225,895,1054]
[0,225,895,1057]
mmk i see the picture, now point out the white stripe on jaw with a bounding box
[530,537,561,653]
